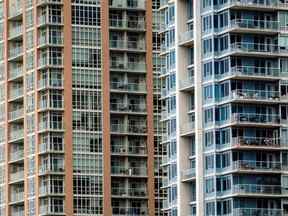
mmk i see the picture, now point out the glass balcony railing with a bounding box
[8,7,22,19]
[111,187,147,197]
[39,120,63,131]
[111,124,147,134]
[11,210,25,216]
[9,24,23,39]
[39,164,64,175]
[181,168,196,180]
[8,46,23,59]
[179,76,195,89]
[112,207,148,216]
[10,150,24,162]
[39,204,64,215]
[218,42,287,56]
[9,88,23,100]
[217,19,279,33]
[37,0,63,5]
[9,108,24,121]
[111,166,147,176]
[215,66,281,80]
[39,185,64,196]
[233,184,284,195]
[110,103,146,113]
[39,142,64,154]
[9,129,24,141]
[180,121,195,135]
[110,61,146,72]
[110,18,146,30]
[232,208,283,216]
[9,65,23,80]
[38,15,63,26]
[221,89,280,102]
[110,40,146,51]
[231,136,281,148]
[109,0,145,9]
[179,30,194,44]
[111,145,147,155]
[230,113,280,125]
[10,170,24,182]
[232,160,282,172]
[218,0,288,10]
[110,82,146,92]
[10,192,24,203]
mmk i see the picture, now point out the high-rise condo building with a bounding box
[0,0,165,215]
[159,0,288,215]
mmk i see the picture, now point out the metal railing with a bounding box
[230,113,280,125]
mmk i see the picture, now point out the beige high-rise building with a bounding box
[0,0,166,215]
[159,0,288,215]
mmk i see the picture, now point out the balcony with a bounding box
[38,78,63,90]
[217,0,288,10]
[39,120,63,132]
[179,30,194,46]
[9,108,24,121]
[181,168,196,182]
[37,0,63,6]
[180,121,195,136]
[9,87,23,101]
[110,103,146,114]
[112,207,148,216]
[38,56,63,68]
[219,19,279,34]
[231,136,281,149]
[110,18,146,30]
[111,166,147,177]
[217,42,287,57]
[9,65,23,80]
[9,129,24,142]
[8,46,23,60]
[232,208,283,216]
[39,204,64,215]
[231,160,283,173]
[232,184,285,197]
[109,0,145,9]
[38,15,63,26]
[39,185,64,196]
[110,40,146,51]
[221,89,280,103]
[229,113,280,127]
[10,170,24,183]
[179,76,195,91]
[8,24,23,40]
[11,209,25,216]
[38,35,64,47]
[110,82,146,92]
[216,66,281,81]
[10,150,24,162]
[110,61,146,72]
[111,145,147,156]
[112,187,147,197]
[111,124,147,134]
[39,164,64,175]
[39,142,64,154]
[8,6,22,19]
[10,192,24,204]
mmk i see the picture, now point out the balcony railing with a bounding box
[10,171,24,182]
[230,113,280,125]
[218,42,287,56]
[112,187,147,197]
[215,65,281,80]
[110,82,146,92]
[232,208,283,216]
[8,46,23,59]
[9,24,23,39]
[9,129,24,141]
[112,207,148,216]
[111,124,147,134]
[111,145,147,155]
[111,166,147,176]
[39,165,64,175]
[109,0,145,9]
[110,40,146,51]
[180,121,195,135]
[216,0,288,10]
[232,160,282,172]
[39,204,64,215]
[9,65,23,80]
[10,150,24,162]
[222,89,280,102]
[220,19,279,32]
[39,142,64,154]
[179,77,195,89]
[110,61,146,71]
[39,120,63,131]
[181,168,196,180]
[110,103,146,113]
[10,192,24,203]
[233,184,284,195]
[9,108,24,121]
[9,88,23,100]
[110,18,146,30]
[231,136,281,148]
[179,30,194,44]
[11,210,25,216]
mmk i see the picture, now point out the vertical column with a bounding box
[194,0,204,215]
[101,0,112,215]
[146,0,155,215]
[3,0,9,214]
[63,1,73,215]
